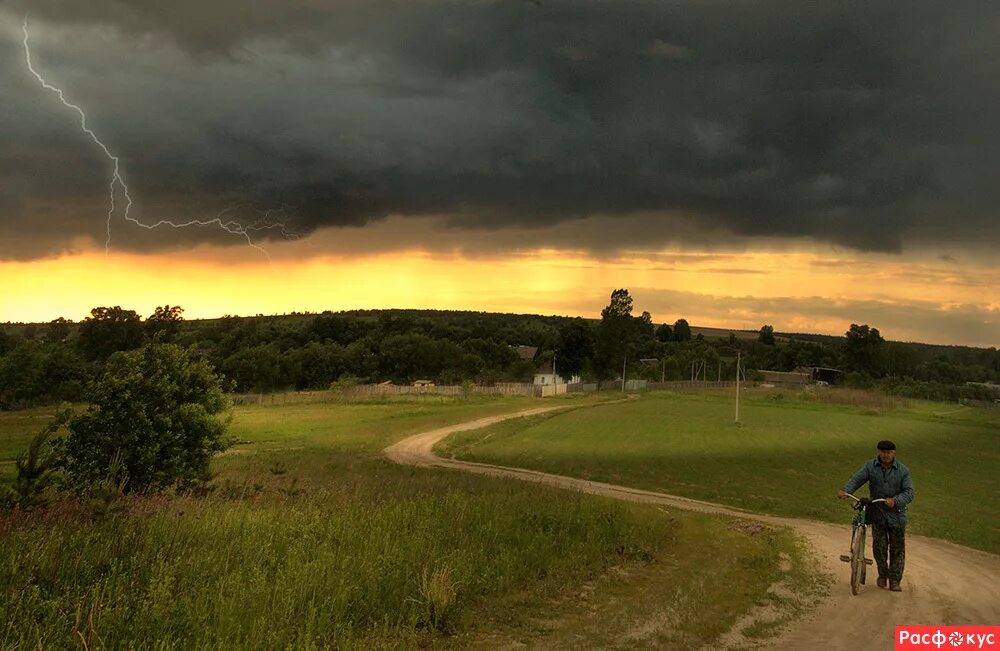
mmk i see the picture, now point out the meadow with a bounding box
[0,393,821,649]
[439,388,1000,554]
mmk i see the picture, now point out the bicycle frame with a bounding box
[839,493,887,595]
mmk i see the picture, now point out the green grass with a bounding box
[439,389,1000,554]
[0,392,817,649]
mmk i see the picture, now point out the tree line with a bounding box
[1,293,998,409]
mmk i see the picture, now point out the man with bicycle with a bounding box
[837,440,914,592]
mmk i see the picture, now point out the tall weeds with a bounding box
[0,486,669,649]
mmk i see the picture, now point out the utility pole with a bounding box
[735,352,741,423]
[661,358,665,383]
[622,356,627,393]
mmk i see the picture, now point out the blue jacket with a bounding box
[843,457,914,527]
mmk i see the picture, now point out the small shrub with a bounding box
[330,373,360,393]
[415,565,459,632]
[1,409,70,510]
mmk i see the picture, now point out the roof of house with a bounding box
[511,345,538,361]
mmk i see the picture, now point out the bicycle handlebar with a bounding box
[843,493,887,505]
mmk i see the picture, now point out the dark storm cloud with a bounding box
[1,1,998,259]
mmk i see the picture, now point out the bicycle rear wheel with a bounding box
[850,525,866,595]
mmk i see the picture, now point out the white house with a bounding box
[533,372,581,385]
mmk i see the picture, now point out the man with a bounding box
[837,440,914,592]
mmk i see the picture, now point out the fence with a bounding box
[344,383,549,398]
[646,380,747,391]
[596,379,648,392]
[540,383,568,397]
[230,379,753,406]
[231,390,336,406]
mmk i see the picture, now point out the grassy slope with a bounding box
[0,393,820,649]
[440,390,1000,554]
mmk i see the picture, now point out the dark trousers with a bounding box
[871,521,906,581]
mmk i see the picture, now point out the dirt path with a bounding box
[385,408,1000,651]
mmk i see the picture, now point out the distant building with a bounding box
[412,379,435,387]
[511,345,538,361]
[760,367,843,385]
[759,370,811,385]
[533,370,581,385]
[808,367,844,384]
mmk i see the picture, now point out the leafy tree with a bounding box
[637,311,656,339]
[77,306,145,361]
[0,343,44,408]
[556,318,594,380]
[146,305,185,342]
[673,319,692,342]
[345,339,379,381]
[287,342,349,389]
[885,342,917,378]
[378,334,467,383]
[655,323,673,342]
[222,344,287,392]
[602,289,633,320]
[596,289,635,379]
[46,317,73,344]
[508,319,560,351]
[309,314,367,345]
[39,344,90,402]
[758,325,776,346]
[0,341,86,407]
[59,343,229,493]
[462,339,519,375]
[378,312,423,337]
[843,323,887,376]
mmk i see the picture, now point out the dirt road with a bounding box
[385,408,1000,650]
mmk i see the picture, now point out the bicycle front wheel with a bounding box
[850,525,866,596]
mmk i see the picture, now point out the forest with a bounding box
[2,290,998,409]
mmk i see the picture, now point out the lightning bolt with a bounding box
[21,16,295,260]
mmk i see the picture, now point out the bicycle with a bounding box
[839,493,886,595]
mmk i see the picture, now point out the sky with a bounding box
[1,1,998,347]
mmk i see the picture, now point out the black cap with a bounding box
[877,440,896,451]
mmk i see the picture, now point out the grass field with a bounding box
[439,389,1000,554]
[0,393,822,649]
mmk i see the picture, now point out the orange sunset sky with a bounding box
[3,217,998,348]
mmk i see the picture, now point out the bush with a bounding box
[330,373,361,393]
[843,371,875,389]
[58,343,230,494]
